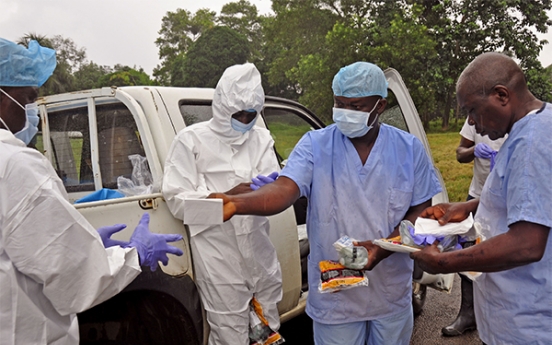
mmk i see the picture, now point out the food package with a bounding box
[318,260,369,293]
[333,235,368,269]
[249,297,284,345]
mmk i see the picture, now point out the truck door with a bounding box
[36,89,203,345]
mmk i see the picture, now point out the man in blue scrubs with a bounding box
[411,52,552,345]
[211,62,442,344]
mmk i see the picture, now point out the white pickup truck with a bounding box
[35,68,451,345]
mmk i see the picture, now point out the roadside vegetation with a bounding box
[426,120,472,202]
[16,1,552,130]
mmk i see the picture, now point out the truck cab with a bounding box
[35,68,449,344]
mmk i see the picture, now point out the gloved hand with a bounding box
[128,213,184,271]
[97,224,130,248]
[474,143,495,159]
[250,171,279,190]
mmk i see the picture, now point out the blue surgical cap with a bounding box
[332,61,388,98]
[0,38,57,87]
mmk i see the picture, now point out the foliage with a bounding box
[98,65,156,87]
[416,0,552,128]
[171,26,250,88]
[219,0,264,59]
[154,8,217,84]
[16,33,156,93]
[73,62,113,90]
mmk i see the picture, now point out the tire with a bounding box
[78,268,203,345]
[412,282,427,316]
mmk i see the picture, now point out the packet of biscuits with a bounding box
[318,260,369,293]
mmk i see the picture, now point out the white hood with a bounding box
[208,63,264,141]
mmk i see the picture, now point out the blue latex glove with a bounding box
[97,224,130,248]
[128,213,184,271]
[474,143,495,159]
[250,171,279,190]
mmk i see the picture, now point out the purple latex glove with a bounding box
[408,225,443,246]
[474,143,495,159]
[128,213,184,271]
[250,171,279,190]
[490,151,498,171]
[97,224,130,248]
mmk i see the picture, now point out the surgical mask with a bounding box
[231,116,257,133]
[14,103,40,145]
[0,88,39,144]
[333,100,380,138]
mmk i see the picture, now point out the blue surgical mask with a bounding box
[332,100,380,138]
[0,88,40,145]
[14,103,40,145]
[231,116,257,133]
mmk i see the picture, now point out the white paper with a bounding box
[183,198,223,225]
[414,213,474,236]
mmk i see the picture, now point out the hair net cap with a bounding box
[0,38,57,87]
[332,62,388,98]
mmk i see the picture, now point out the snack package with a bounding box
[333,236,369,269]
[249,297,284,345]
[318,260,369,293]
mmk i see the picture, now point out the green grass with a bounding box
[427,132,473,202]
[268,122,313,160]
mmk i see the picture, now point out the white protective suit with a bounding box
[0,129,141,345]
[163,63,283,345]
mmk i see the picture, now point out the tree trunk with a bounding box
[442,85,455,130]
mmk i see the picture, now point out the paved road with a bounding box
[280,275,482,344]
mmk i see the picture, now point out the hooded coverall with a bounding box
[163,63,283,345]
[0,129,141,345]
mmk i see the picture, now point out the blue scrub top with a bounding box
[474,103,552,345]
[281,124,442,324]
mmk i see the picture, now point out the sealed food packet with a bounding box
[249,297,284,345]
[333,235,369,269]
[318,260,369,293]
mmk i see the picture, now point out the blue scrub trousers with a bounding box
[313,307,413,345]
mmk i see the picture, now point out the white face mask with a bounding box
[332,99,380,138]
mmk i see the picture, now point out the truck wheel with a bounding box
[78,269,203,345]
[412,282,427,316]
[78,290,199,345]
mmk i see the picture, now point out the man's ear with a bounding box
[377,98,388,113]
[493,85,510,106]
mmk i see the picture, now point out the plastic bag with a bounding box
[399,220,461,252]
[74,188,125,204]
[117,154,154,196]
[318,260,369,293]
[249,297,284,345]
[333,235,368,269]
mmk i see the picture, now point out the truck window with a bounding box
[379,91,408,132]
[262,108,317,162]
[40,102,147,193]
[180,102,213,126]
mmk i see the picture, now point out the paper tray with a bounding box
[373,239,421,253]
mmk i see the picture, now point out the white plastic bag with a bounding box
[117,154,154,196]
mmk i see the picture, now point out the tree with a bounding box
[274,1,437,122]
[415,0,552,128]
[73,62,113,90]
[219,0,264,60]
[154,8,216,85]
[171,26,250,88]
[261,0,337,100]
[98,65,156,87]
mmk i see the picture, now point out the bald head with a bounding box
[456,52,527,99]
